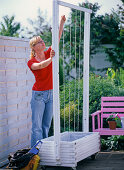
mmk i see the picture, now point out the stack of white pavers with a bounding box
[0,36,34,167]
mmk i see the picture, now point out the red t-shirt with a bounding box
[27,47,53,91]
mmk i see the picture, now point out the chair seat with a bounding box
[94,128,124,135]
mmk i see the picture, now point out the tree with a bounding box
[105,0,124,70]
[0,15,21,37]
[59,1,121,80]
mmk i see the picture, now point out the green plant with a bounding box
[106,114,122,128]
[59,74,124,132]
[101,135,124,151]
[106,68,124,88]
[106,115,116,121]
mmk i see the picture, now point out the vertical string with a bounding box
[74,10,77,131]
[63,29,65,132]
[69,15,71,131]
[77,11,81,131]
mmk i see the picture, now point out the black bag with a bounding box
[8,149,35,169]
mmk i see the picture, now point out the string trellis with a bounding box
[61,9,83,132]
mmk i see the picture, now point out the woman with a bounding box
[27,15,66,147]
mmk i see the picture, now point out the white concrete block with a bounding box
[0,70,5,77]
[6,69,16,77]
[0,51,27,59]
[17,80,26,87]
[19,113,28,121]
[7,104,18,112]
[9,139,19,148]
[19,135,29,144]
[18,91,27,98]
[18,124,28,133]
[0,143,9,152]
[25,47,31,53]
[17,58,25,64]
[5,46,16,52]
[7,81,17,87]
[16,47,26,52]
[8,127,19,136]
[7,115,18,125]
[0,38,4,46]
[7,92,17,100]
[0,58,5,65]
[18,102,28,110]
[0,119,8,127]
[0,94,6,106]
[0,106,6,114]
[0,131,8,138]
[0,82,6,88]
[6,58,16,64]
[17,69,26,75]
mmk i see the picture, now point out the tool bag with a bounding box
[7,149,35,169]
[7,141,42,169]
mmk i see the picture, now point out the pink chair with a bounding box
[91,97,124,135]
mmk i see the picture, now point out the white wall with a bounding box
[0,36,34,166]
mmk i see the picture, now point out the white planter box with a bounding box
[39,132,100,168]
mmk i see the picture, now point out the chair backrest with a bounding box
[101,97,124,118]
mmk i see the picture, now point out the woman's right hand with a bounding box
[50,49,55,58]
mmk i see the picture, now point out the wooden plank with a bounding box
[101,108,124,112]
[102,96,124,101]
[102,102,124,107]
[94,128,124,135]
[102,113,124,118]
[40,161,76,167]
[76,139,100,154]
[76,146,100,162]
[58,0,92,13]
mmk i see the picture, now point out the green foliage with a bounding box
[101,136,124,151]
[60,102,81,132]
[89,74,124,114]
[59,57,64,86]
[106,68,124,88]
[59,1,121,79]
[0,15,21,37]
[106,115,116,121]
[60,74,124,132]
[105,1,124,70]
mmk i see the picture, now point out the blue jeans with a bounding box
[31,90,53,147]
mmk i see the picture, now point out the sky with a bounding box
[0,0,122,30]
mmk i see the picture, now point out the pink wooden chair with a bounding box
[91,97,124,135]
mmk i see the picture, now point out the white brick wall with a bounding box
[0,36,35,166]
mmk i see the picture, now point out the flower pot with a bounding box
[108,121,117,130]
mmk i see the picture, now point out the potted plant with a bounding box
[106,115,117,130]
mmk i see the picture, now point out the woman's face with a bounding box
[33,37,46,52]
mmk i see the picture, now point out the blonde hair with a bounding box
[29,36,41,59]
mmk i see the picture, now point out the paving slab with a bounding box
[37,151,124,170]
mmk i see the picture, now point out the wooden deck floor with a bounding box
[1,151,124,170]
[38,151,124,170]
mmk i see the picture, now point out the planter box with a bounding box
[39,132,100,168]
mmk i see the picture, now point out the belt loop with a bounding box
[48,90,50,100]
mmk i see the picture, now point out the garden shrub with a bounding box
[60,74,124,132]
[101,135,124,151]
[49,74,124,138]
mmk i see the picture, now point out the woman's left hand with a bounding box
[61,15,66,23]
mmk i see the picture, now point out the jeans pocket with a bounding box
[34,92,43,101]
